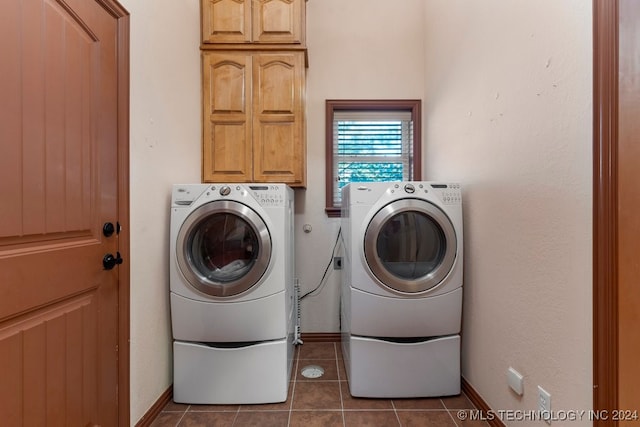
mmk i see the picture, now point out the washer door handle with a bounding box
[103,252,123,270]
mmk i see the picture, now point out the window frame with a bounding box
[325,99,422,217]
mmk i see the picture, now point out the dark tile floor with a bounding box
[150,342,488,427]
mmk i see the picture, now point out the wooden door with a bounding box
[0,0,127,425]
[252,51,306,186]
[202,51,254,183]
[617,0,640,420]
[594,0,640,424]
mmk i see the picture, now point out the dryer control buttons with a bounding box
[219,185,231,196]
[441,190,462,204]
[404,183,416,194]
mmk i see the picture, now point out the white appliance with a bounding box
[341,181,463,398]
[170,183,295,404]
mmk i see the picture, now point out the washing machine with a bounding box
[341,181,463,398]
[170,183,295,404]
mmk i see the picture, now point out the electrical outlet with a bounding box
[538,386,551,424]
[507,367,524,395]
[333,257,342,270]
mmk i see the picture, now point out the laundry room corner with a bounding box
[119,0,596,425]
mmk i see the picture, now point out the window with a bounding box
[325,100,422,217]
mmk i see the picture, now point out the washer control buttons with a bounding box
[253,189,285,206]
[219,185,231,196]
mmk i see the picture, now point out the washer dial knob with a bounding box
[404,183,415,194]
[219,185,231,196]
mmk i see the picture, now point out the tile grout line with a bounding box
[334,342,347,427]
[441,398,463,427]
[287,344,301,427]
[230,407,240,426]
[391,399,402,426]
[446,407,461,427]
[173,405,188,427]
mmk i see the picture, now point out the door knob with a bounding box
[103,222,115,237]
[103,222,122,237]
[103,252,123,270]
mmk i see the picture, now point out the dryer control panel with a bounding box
[430,183,462,205]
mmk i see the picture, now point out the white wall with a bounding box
[122,0,201,424]
[123,0,593,424]
[423,0,593,424]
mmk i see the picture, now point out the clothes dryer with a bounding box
[170,183,295,404]
[341,181,463,398]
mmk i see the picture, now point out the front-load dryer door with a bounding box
[364,199,456,294]
[176,200,271,297]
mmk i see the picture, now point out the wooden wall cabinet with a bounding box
[201,0,305,45]
[200,0,307,187]
[202,51,306,186]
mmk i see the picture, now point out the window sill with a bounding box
[325,207,341,218]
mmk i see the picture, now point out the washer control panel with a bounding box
[206,184,286,207]
[249,184,286,207]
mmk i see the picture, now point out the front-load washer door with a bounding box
[364,199,457,294]
[176,200,271,297]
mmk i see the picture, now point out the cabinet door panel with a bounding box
[207,122,250,176]
[253,0,304,44]
[257,56,296,113]
[253,52,305,185]
[202,0,251,43]
[255,122,299,178]
[202,52,253,182]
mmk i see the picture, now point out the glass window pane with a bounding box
[375,212,446,280]
[333,118,413,206]
[325,100,421,216]
[189,213,259,283]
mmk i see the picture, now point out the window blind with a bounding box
[332,111,414,206]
